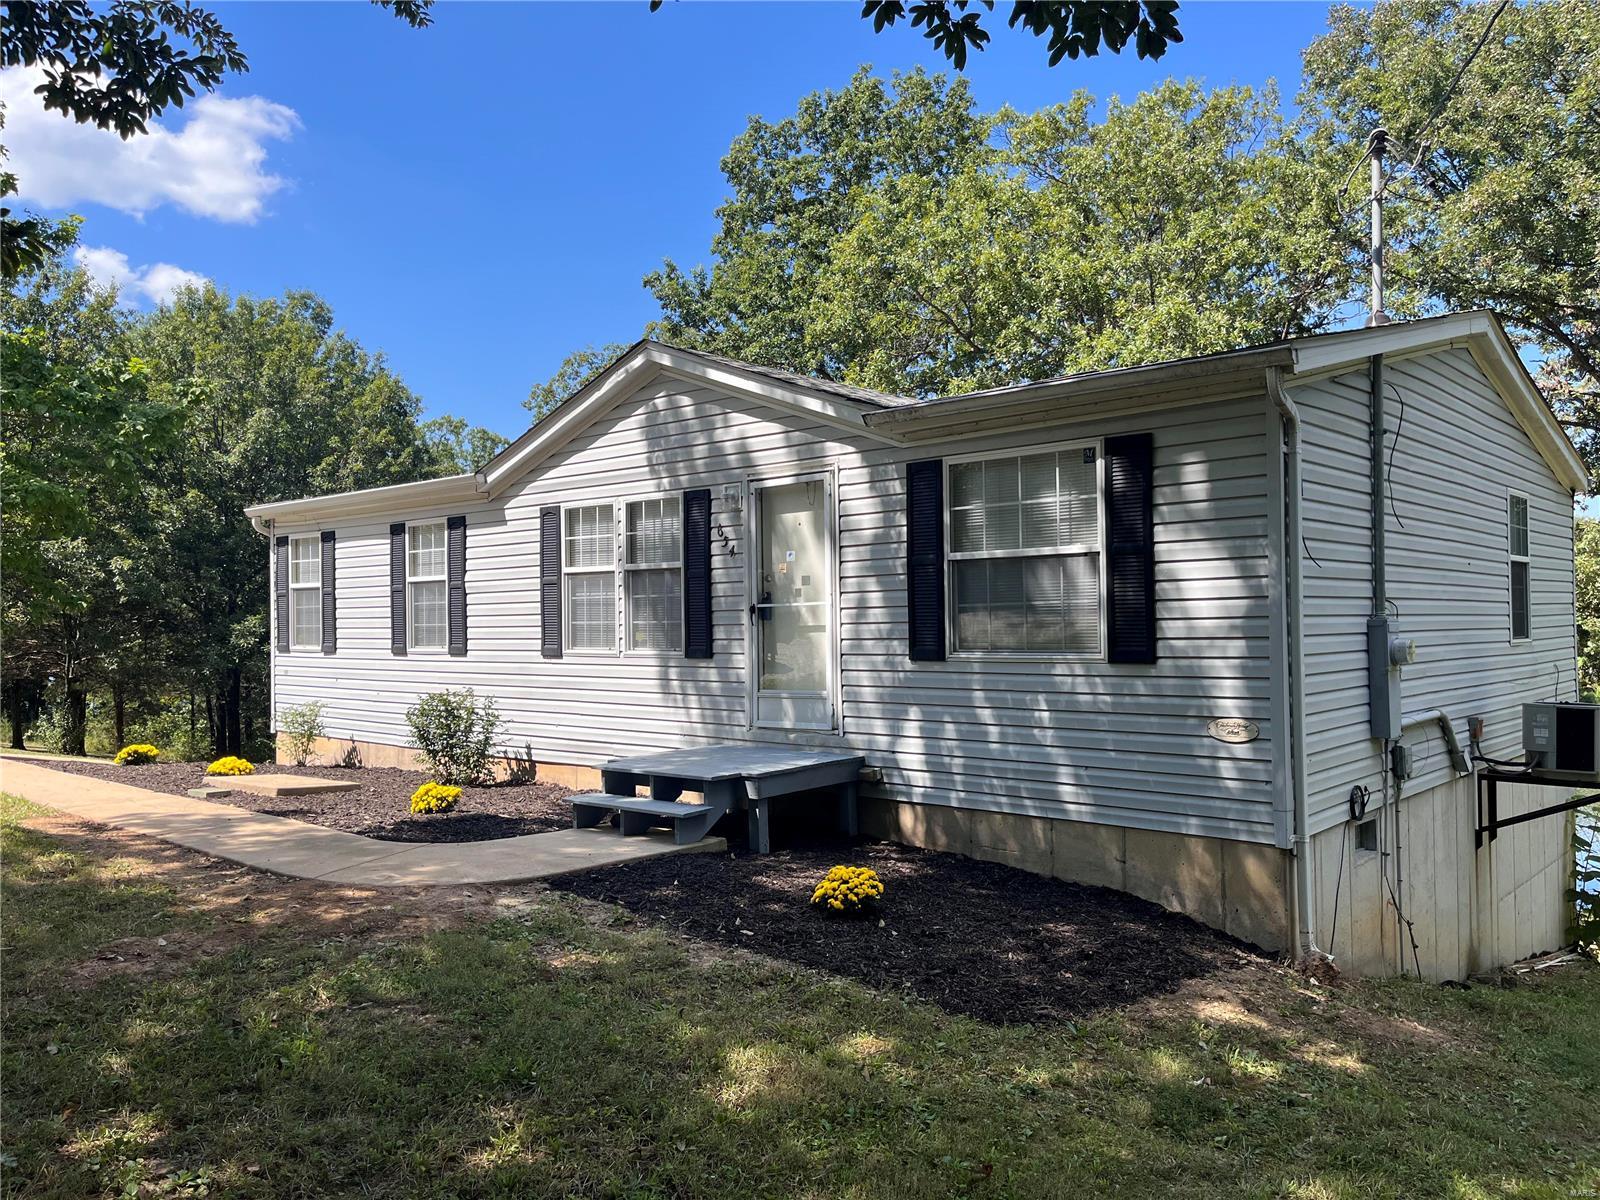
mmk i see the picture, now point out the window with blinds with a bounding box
[624,496,682,652]
[947,445,1103,654]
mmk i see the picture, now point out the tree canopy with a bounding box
[1,244,502,756]
[526,343,634,421]
[651,1,1182,71]
[644,69,1355,398]
[1299,0,1600,474]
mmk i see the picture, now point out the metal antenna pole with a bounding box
[1367,127,1390,327]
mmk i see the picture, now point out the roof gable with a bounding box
[478,341,908,497]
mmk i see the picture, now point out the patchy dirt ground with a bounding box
[551,835,1268,1024]
[15,808,550,990]
[28,759,576,842]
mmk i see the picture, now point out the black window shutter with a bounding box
[274,535,290,653]
[389,522,407,656]
[540,506,562,659]
[447,514,467,657]
[683,488,713,659]
[906,459,946,662]
[320,530,337,655]
[1104,432,1156,663]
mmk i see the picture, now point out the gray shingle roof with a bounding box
[659,343,917,408]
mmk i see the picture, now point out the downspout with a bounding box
[1370,353,1386,618]
[1267,367,1321,960]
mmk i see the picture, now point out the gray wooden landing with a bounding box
[598,743,865,853]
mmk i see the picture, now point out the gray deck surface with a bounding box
[602,743,863,782]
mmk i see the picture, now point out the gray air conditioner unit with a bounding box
[1522,702,1600,783]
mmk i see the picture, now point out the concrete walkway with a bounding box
[0,758,724,886]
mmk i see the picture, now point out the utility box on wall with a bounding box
[1367,617,1415,740]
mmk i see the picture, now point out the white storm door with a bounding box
[750,473,836,730]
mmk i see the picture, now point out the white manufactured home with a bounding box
[246,311,1586,980]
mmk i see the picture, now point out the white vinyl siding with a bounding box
[289,534,321,650]
[1292,346,1575,836]
[564,503,616,653]
[268,380,1279,847]
[1508,491,1530,641]
[624,496,682,653]
[407,521,447,650]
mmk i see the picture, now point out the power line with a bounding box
[1401,0,1512,174]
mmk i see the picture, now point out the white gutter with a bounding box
[1267,366,1322,961]
[243,472,487,524]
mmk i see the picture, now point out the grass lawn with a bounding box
[2,793,1597,1199]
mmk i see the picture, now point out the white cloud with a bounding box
[74,245,208,306]
[0,65,300,222]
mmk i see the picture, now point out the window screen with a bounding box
[289,534,322,648]
[625,497,682,652]
[564,505,615,651]
[1509,494,1531,641]
[407,522,447,649]
[947,448,1102,654]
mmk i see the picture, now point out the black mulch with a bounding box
[551,833,1268,1025]
[28,759,575,843]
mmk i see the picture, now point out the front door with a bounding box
[750,473,835,730]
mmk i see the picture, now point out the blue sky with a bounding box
[5,1,1338,438]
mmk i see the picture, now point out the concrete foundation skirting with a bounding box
[279,734,604,791]
[859,796,1292,952]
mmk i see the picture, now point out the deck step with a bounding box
[570,793,722,845]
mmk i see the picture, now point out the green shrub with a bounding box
[279,701,327,767]
[26,708,74,754]
[1576,805,1599,959]
[129,700,211,763]
[404,689,502,787]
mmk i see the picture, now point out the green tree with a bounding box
[647,68,992,384]
[1577,517,1600,699]
[525,343,632,421]
[127,286,453,754]
[421,415,511,473]
[653,1,1182,70]
[1300,0,1600,471]
[651,72,1355,397]
[1,251,179,753]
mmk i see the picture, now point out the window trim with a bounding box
[621,490,685,657]
[942,438,1108,662]
[287,532,322,651]
[405,518,449,653]
[560,500,620,657]
[1508,488,1531,644]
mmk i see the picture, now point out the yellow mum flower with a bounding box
[810,865,884,917]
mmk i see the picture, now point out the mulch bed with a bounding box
[552,835,1267,1025]
[28,759,575,843]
